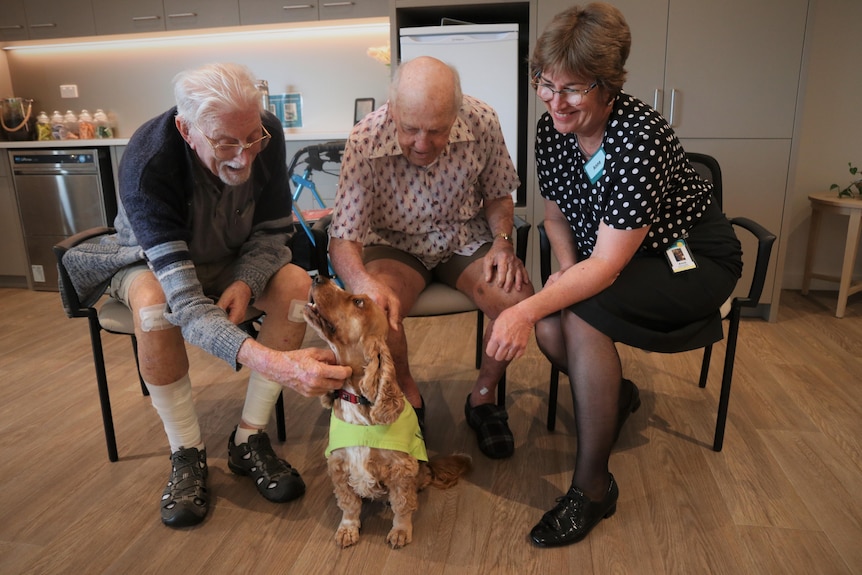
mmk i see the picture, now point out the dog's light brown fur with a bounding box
[305,276,471,548]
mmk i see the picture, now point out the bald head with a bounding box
[389,57,463,166]
[390,56,462,119]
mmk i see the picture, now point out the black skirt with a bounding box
[570,200,742,351]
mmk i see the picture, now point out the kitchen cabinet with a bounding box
[240,0,387,25]
[0,0,29,42]
[0,152,29,286]
[92,0,166,35]
[535,0,808,316]
[319,0,388,21]
[23,0,96,40]
[164,0,240,30]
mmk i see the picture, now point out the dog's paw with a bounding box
[336,524,360,548]
[386,527,412,549]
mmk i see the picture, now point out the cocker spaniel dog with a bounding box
[304,275,471,549]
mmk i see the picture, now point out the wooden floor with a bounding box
[0,287,860,575]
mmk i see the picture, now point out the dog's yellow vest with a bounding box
[326,404,428,461]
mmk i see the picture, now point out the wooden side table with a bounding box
[801,193,862,317]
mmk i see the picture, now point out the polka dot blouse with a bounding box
[535,93,713,259]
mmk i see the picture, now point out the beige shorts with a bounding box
[109,260,238,306]
[363,243,491,288]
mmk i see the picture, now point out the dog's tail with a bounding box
[419,454,472,490]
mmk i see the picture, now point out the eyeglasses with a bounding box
[531,75,599,106]
[194,124,271,160]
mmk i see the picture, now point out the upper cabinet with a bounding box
[5,0,386,41]
[22,0,96,40]
[92,0,166,35]
[537,0,808,139]
[240,0,320,24]
[0,0,29,42]
[319,0,388,20]
[239,0,387,25]
[163,0,240,31]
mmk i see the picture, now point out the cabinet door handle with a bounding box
[653,89,662,112]
[283,4,315,9]
[167,13,198,19]
[132,15,162,22]
[0,25,24,30]
[669,88,678,127]
[29,23,58,29]
[322,1,355,6]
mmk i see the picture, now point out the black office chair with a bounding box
[539,152,776,451]
[53,223,329,462]
[313,214,531,407]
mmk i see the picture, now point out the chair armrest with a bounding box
[729,216,776,310]
[513,215,531,264]
[52,226,116,318]
[537,221,552,286]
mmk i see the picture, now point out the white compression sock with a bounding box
[144,374,203,453]
[235,371,283,445]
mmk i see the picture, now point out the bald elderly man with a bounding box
[328,56,533,459]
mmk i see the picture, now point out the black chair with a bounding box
[539,152,776,451]
[53,223,329,462]
[314,214,531,407]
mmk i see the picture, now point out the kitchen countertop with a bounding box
[0,130,349,150]
[0,138,130,149]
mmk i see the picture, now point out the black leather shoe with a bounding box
[615,379,641,443]
[530,474,619,547]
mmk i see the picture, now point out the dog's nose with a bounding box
[313,275,330,286]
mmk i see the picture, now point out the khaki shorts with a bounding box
[363,243,491,289]
[109,260,238,306]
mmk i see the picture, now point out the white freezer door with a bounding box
[399,24,519,176]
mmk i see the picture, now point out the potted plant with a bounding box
[830,162,862,198]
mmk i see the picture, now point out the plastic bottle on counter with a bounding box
[50,110,67,140]
[78,109,95,140]
[255,80,272,114]
[94,109,113,139]
[63,110,79,139]
[36,111,53,141]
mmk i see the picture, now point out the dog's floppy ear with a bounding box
[359,335,403,425]
[320,393,334,410]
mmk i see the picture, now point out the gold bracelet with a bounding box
[495,231,512,243]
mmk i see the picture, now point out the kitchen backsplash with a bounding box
[1,20,391,137]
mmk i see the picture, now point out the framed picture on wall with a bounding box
[354,98,375,124]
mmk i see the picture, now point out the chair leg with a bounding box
[276,391,286,442]
[475,310,484,370]
[699,344,713,388]
[713,313,741,452]
[547,366,560,431]
[88,313,119,462]
[496,374,506,407]
[130,335,149,396]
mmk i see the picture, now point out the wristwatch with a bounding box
[495,231,512,243]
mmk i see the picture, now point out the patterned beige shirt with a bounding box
[330,95,519,269]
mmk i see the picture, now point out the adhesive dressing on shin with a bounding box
[139,303,172,332]
[288,299,306,322]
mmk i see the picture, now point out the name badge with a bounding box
[584,146,606,184]
[666,238,697,273]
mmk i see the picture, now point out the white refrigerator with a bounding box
[399,23,520,185]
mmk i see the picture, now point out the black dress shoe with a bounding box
[530,474,619,547]
[615,379,642,443]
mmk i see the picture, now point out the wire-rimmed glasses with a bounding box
[531,74,599,106]
[195,124,271,160]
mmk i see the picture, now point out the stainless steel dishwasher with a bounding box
[9,148,116,291]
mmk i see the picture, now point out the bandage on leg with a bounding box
[139,303,172,332]
[287,299,306,323]
[236,372,283,444]
[145,374,203,453]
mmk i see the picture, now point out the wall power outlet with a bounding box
[60,84,78,98]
